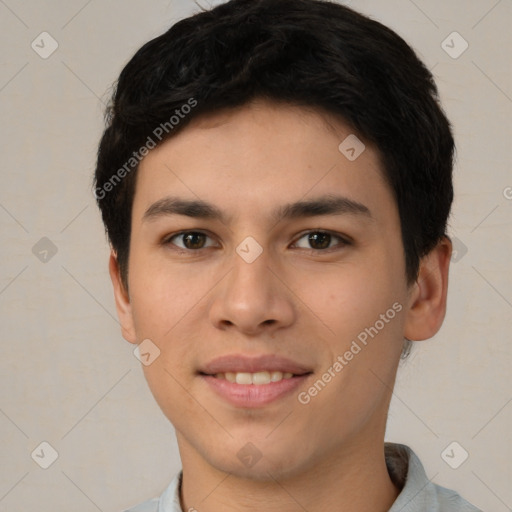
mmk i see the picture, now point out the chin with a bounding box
[203,439,310,482]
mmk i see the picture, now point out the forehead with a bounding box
[132,99,394,226]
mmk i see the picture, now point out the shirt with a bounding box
[124,442,483,512]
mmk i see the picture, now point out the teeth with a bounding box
[252,371,271,385]
[225,372,236,383]
[270,371,283,382]
[235,372,253,385]
[214,371,295,385]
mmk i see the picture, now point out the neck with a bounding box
[178,435,401,512]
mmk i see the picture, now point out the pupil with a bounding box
[185,233,204,249]
[310,232,330,249]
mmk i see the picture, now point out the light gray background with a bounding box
[0,0,510,511]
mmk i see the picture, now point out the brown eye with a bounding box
[307,232,331,250]
[165,231,215,251]
[294,231,349,251]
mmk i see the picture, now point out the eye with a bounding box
[162,229,350,253]
[163,231,217,251]
[293,230,350,252]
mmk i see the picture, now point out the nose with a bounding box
[208,247,296,336]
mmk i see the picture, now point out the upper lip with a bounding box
[200,354,312,375]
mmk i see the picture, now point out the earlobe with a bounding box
[108,251,137,344]
[403,237,452,341]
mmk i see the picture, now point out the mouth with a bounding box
[205,370,297,385]
[198,354,313,407]
[199,353,312,376]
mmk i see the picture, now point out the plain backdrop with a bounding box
[0,0,510,511]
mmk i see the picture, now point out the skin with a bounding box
[109,98,452,512]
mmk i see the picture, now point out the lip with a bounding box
[199,354,312,375]
[201,374,310,408]
[198,354,313,408]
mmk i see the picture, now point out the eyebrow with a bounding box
[142,194,373,224]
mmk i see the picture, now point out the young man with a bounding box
[94,0,482,510]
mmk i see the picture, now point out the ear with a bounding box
[108,250,137,344]
[403,236,452,341]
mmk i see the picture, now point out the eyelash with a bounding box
[161,230,351,254]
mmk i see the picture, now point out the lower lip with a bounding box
[201,374,310,408]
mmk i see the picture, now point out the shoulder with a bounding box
[386,443,483,511]
[122,471,183,512]
[432,482,483,511]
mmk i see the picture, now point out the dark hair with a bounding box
[94,0,454,301]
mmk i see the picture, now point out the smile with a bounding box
[212,371,295,385]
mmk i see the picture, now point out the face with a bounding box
[111,99,436,481]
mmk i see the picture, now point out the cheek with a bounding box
[299,263,402,338]
[127,252,208,340]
